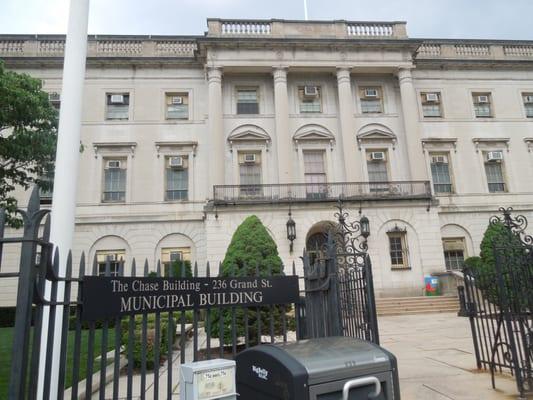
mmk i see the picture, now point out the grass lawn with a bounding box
[0,326,116,398]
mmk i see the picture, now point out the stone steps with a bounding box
[376,296,460,316]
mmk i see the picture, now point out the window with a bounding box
[472,92,492,118]
[484,151,506,192]
[421,92,442,117]
[106,93,130,120]
[366,151,389,192]
[304,151,327,199]
[360,87,383,113]
[165,156,188,200]
[430,153,452,194]
[38,166,54,205]
[236,88,259,114]
[387,229,409,270]
[48,92,61,111]
[103,159,126,202]
[299,86,322,113]
[161,247,191,276]
[239,152,262,197]
[442,238,465,271]
[96,250,125,277]
[523,93,533,118]
[166,93,189,119]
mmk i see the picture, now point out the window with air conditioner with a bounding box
[360,87,383,113]
[96,250,125,276]
[299,86,321,113]
[430,153,453,194]
[161,247,191,276]
[472,92,492,118]
[166,156,188,201]
[442,238,466,271]
[166,93,189,119]
[103,158,126,202]
[48,92,61,111]
[239,152,262,197]
[484,151,506,192]
[236,88,259,114]
[366,151,389,193]
[523,93,533,118]
[106,93,130,120]
[421,92,442,117]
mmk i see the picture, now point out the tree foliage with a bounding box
[208,215,292,344]
[0,60,58,226]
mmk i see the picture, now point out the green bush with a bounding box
[120,314,175,369]
[208,215,293,344]
[166,260,193,278]
[467,221,531,310]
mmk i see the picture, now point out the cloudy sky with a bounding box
[1,0,531,40]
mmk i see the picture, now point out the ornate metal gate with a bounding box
[303,200,379,344]
[463,207,533,398]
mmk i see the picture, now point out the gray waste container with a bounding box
[235,336,400,400]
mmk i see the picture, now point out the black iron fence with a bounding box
[0,189,302,400]
[213,180,432,205]
[463,208,533,398]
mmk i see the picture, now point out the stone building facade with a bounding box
[2,19,533,304]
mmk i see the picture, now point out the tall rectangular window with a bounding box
[299,86,322,113]
[166,156,188,200]
[473,92,492,118]
[523,93,533,118]
[106,93,130,120]
[484,151,506,192]
[239,152,262,197]
[96,250,125,276]
[388,232,409,269]
[366,151,388,192]
[443,238,465,271]
[360,87,383,113]
[421,92,442,117]
[38,166,54,205]
[103,159,126,202]
[304,151,327,199]
[430,154,452,194]
[48,92,61,111]
[237,88,259,114]
[166,93,189,119]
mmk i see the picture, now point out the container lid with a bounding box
[273,337,392,385]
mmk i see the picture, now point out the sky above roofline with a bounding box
[1,0,532,41]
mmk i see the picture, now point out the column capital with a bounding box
[397,67,414,84]
[272,67,288,84]
[207,66,223,83]
[336,67,352,84]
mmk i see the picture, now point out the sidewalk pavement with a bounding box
[379,312,527,400]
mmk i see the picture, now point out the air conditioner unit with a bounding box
[477,95,489,104]
[425,93,439,102]
[244,154,257,163]
[110,94,125,104]
[168,156,184,168]
[303,86,318,97]
[171,96,183,105]
[431,155,448,164]
[48,92,60,102]
[106,160,121,169]
[370,151,386,161]
[524,95,533,104]
[487,151,503,161]
[365,88,378,98]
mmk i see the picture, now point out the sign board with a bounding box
[81,276,299,321]
[180,359,236,400]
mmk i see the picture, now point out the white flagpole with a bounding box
[37,0,90,398]
[304,0,308,20]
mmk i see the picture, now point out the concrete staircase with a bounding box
[376,296,460,316]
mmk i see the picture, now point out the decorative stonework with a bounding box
[227,125,271,152]
[155,141,198,157]
[472,137,510,152]
[93,142,137,158]
[356,123,397,150]
[293,124,335,151]
[421,138,458,153]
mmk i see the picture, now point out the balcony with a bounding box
[213,181,431,205]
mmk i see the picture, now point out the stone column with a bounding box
[398,67,428,181]
[273,67,292,183]
[207,67,224,192]
[336,67,360,181]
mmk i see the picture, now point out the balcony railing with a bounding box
[213,181,431,205]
